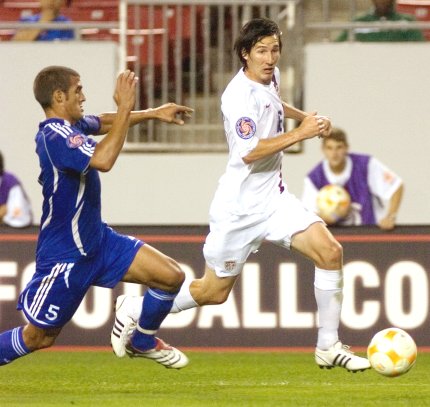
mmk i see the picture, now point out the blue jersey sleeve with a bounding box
[40,121,97,174]
[74,115,101,135]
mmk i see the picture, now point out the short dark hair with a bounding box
[323,127,349,146]
[0,150,4,176]
[234,18,283,68]
[33,66,80,109]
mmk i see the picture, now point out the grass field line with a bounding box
[44,345,430,353]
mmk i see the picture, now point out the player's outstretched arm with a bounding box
[90,70,137,172]
[144,103,194,125]
[97,103,193,134]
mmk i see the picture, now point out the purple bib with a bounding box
[308,153,376,224]
[0,172,20,206]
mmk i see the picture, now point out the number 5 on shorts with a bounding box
[45,304,60,321]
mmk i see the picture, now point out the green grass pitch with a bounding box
[1,349,429,406]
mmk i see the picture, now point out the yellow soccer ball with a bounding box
[316,184,351,225]
[367,328,417,377]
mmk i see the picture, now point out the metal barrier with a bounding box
[0,0,302,152]
[115,0,429,151]
[117,0,302,152]
[3,0,427,151]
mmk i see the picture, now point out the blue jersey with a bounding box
[35,116,104,262]
[20,14,74,41]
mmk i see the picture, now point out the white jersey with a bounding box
[210,68,286,217]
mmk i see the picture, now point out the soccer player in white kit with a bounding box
[112,18,370,372]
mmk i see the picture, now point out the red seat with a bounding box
[397,0,430,40]
[1,2,37,40]
[66,5,116,21]
[1,8,33,21]
[0,1,204,92]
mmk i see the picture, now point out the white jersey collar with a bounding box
[322,155,352,186]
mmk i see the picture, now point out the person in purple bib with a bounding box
[302,127,403,230]
[0,151,33,228]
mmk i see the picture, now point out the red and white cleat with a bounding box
[125,337,189,369]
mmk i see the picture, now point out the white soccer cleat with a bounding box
[111,295,137,358]
[315,341,371,372]
[125,337,189,369]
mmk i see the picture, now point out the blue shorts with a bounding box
[17,226,143,328]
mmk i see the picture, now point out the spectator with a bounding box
[302,128,403,230]
[337,0,425,42]
[13,0,74,41]
[0,151,33,228]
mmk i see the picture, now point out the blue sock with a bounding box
[131,288,177,351]
[0,327,31,366]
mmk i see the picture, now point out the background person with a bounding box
[0,150,33,228]
[337,0,425,42]
[13,0,74,41]
[302,127,403,230]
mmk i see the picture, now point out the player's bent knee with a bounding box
[315,240,343,269]
[164,259,186,290]
[328,241,343,262]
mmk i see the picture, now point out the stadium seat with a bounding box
[1,7,33,21]
[66,7,115,22]
[397,0,430,40]
[1,1,38,40]
[0,1,204,97]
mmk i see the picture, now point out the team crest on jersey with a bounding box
[235,117,256,139]
[224,260,237,272]
[66,133,85,149]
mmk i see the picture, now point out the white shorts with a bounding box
[203,191,322,278]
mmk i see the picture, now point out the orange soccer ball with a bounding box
[316,184,351,225]
[367,328,417,377]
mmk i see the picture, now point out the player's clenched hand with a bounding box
[298,113,332,140]
[297,113,324,140]
[152,103,194,125]
[317,115,332,138]
[113,70,138,111]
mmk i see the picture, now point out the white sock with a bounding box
[170,277,198,313]
[314,267,343,350]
